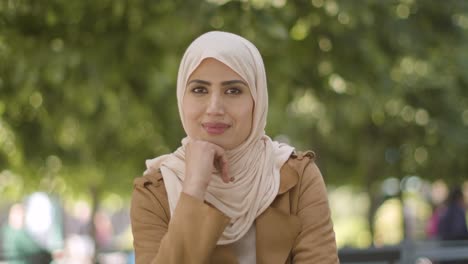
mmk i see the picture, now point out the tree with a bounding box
[1,0,467,245]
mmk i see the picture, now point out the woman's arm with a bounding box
[131,180,230,264]
[131,139,232,263]
[291,161,339,263]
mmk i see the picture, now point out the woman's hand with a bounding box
[182,139,231,201]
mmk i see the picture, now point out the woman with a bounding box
[131,31,338,263]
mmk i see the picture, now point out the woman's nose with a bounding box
[206,94,224,115]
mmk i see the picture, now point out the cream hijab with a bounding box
[145,31,294,245]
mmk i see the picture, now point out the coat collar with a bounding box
[142,157,300,193]
[278,161,299,194]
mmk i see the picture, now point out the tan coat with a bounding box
[131,151,339,263]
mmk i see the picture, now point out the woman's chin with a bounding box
[201,138,233,150]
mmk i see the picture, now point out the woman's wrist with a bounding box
[182,181,207,201]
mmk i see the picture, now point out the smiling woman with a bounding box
[130,31,339,264]
[183,58,254,150]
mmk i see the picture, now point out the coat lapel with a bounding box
[255,162,301,264]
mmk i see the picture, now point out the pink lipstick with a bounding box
[202,122,231,135]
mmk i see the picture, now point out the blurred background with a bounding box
[1,0,467,263]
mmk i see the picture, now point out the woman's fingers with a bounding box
[183,139,234,201]
[185,139,232,184]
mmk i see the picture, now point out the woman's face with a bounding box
[182,58,254,150]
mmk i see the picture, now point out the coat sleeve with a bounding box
[131,179,231,264]
[291,161,339,263]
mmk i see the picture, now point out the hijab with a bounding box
[145,31,294,244]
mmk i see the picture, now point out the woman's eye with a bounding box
[191,87,208,94]
[226,87,242,95]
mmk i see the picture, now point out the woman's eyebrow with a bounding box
[221,80,248,86]
[187,79,248,86]
[187,79,211,86]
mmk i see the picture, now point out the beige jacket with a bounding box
[131,151,339,263]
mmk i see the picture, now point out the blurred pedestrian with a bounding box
[437,186,468,241]
[437,186,468,264]
[1,203,52,264]
[426,204,443,239]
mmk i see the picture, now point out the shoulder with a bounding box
[286,150,317,174]
[278,150,321,194]
[133,154,171,189]
[131,167,170,219]
[133,167,164,189]
[285,150,321,183]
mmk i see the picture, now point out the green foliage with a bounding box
[0,0,467,199]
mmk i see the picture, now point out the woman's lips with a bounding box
[202,122,231,135]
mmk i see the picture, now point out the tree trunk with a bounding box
[365,177,379,246]
[398,190,408,240]
[363,142,383,246]
[89,185,100,263]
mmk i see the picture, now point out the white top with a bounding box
[232,224,257,264]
